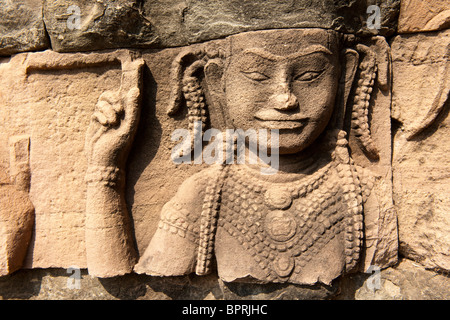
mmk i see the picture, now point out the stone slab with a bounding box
[391,29,450,272]
[0,0,49,56]
[398,0,450,33]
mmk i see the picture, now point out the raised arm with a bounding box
[84,57,144,277]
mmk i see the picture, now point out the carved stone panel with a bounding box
[0,28,398,286]
[0,50,134,269]
[0,135,34,276]
[391,29,450,272]
[130,29,398,285]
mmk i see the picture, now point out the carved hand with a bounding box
[85,86,141,168]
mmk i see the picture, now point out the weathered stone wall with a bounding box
[0,0,449,300]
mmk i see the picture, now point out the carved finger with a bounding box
[125,87,140,111]
[96,99,120,126]
[122,87,141,132]
[99,90,118,103]
[92,110,109,126]
[100,91,123,114]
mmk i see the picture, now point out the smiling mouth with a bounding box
[254,111,308,129]
[255,119,306,130]
[254,109,308,129]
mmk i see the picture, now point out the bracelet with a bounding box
[85,165,123,187]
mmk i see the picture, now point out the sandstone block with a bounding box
[391,29,450,272]
[398,0,450,33]
[43,0,400,53]
[0,0,49,56]
[0,182,34,276]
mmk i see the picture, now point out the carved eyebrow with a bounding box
[241,45,333,61]
[288,45,333,59]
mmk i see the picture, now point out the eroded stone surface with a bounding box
[0,135,34,276]
[398,0,450,33]
[1,258,448,300]
[336,258,450,300]
[0,0,50,56]
[391,29,450,272]
[134,29,397,285]
[43,0,156,53]
[42,0,400,53]
[0,182,34,276]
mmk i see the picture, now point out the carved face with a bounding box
[222,29,343,155]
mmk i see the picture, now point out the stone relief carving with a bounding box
[0,135,34,276]
[0,28,400,286]
[0,0,449,302]
[23,50,144,276]
[127,29,399,285]
[83,54,144,277]
[0,28,399,285]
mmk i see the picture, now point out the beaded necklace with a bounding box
[195,131,364,280]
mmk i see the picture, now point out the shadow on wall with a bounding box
[0,267,346,300]
[0,269,52,299]
[99,272,340,300]
[125,63,161,258]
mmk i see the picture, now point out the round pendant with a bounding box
[264,187,292,210]
[264,210,297,242]
[273,254,294,278]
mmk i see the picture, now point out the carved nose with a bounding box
[271,83,299,111]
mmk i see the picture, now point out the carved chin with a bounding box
[278,142,308,155]
[277,132,317,154]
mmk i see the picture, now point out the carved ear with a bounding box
[167,49,206,116]
[341,49,359,109]
[204,59,226,130]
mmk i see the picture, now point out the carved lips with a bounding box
[254,109,308,130]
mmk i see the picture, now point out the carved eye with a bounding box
[242,71,270,82]
[294,70,323,82]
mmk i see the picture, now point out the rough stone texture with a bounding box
[0,258,447,299]
[336,258,450,300]
[0,0,448,302]
[42,0,400,53]
[0,50,125,269]
[0,0,50,56]
[43,0,156,53]
[0,134,34,276]
[391,29,450,273]
[398,0,450,33]
[0,267,334,300]
[0,172,34,276]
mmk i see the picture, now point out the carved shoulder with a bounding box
[135,165,225,276]
[158,165,224,241]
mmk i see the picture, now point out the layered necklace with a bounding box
[195,131,364,282]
